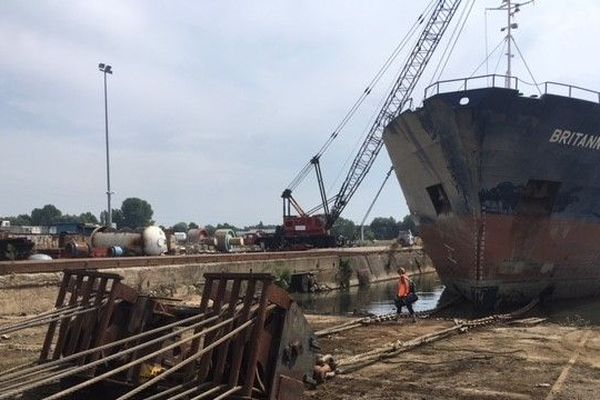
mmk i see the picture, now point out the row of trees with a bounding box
[331,215,417,241]
[3,198,155,230]
[168,221,278,236]
[4,199,415,239]
[5,205,99,226]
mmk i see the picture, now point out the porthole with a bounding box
[459,97,470,105]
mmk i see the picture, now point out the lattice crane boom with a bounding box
[327,0,463,227]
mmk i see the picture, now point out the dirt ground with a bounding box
[1,314,599,400]
[0,315,46,372]
[304,315,600,400]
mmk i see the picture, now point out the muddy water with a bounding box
[293,272,600,325]
[292,272,444,316]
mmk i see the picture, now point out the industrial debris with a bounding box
[0,221,275,260]
[0,270,324,399]
[76,226,263,257]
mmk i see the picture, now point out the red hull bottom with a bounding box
[420,214,600,309]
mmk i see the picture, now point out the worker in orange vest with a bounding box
[395,267,418,320]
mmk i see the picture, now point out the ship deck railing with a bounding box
[424,74,600,104]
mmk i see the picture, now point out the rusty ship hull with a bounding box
[383,82,600,308]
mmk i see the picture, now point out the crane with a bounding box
[277,0,464,249]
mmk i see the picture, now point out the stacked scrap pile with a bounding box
[0,270,318,399]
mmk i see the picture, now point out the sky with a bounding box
[2,0,600,228]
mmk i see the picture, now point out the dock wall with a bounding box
[0,247,433,315]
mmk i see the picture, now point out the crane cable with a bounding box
[285,0,438,192]
[429,0,477,84]
[329,0,474,199]
[313,0,438,159]
[327,56,407,196]
[358,166,394,241]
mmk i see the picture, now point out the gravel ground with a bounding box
[304,314,600,400]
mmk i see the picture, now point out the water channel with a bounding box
[292,272,444,316]
[292,272,600,325]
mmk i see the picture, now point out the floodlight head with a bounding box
[105,65,113,74]
[99,63,105,70]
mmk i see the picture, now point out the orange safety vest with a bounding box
[398,274,410,298]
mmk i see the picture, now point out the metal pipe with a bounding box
[144,381,209,400]
[210,386,241,400]
[0,361,36,377]
[0,361,73,387]
[0,310,230,399]
[0,366,79,393]
[0,307,218,385]
[189,385,239,400]
[116,318,256,400]
[39,311,254,400]
[165,384,225,400]
[0,303,105,335]
[0,308,75,334]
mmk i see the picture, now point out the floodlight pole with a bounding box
[99,63,114,227]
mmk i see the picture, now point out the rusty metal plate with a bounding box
[276,375,305,400]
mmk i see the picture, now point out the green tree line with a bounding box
[4,198,414,239]
[331,215,417,241]
[3,205,99,226]
[3,197,155,230]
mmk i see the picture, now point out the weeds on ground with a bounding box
[562,314,591,327]
[339,259,352,289]
[274,268,291,289]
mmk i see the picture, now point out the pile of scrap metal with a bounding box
[0,270,322,399]
[173,228,269,255]
[64,227,259,258]
[0,231,34,261]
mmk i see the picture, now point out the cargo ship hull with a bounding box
[383,85,600,308]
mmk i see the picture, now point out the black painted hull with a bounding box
[383,87,600,308]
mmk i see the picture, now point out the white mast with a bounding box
[488,0,534,88]
[505,0,512,88]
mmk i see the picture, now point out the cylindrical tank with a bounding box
[65,241,90,258]
[90,226,167,256]
[28,253,52,261]
[91,231,144,255]
[214,229,244,252]
[187,228,209,243]
[142,226,168,256]
[109,246,124,257]
[242,232,260,246]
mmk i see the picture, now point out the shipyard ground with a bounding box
[304,315,600,400]
[1,314,597,399]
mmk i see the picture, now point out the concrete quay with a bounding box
[0,246,433,315]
